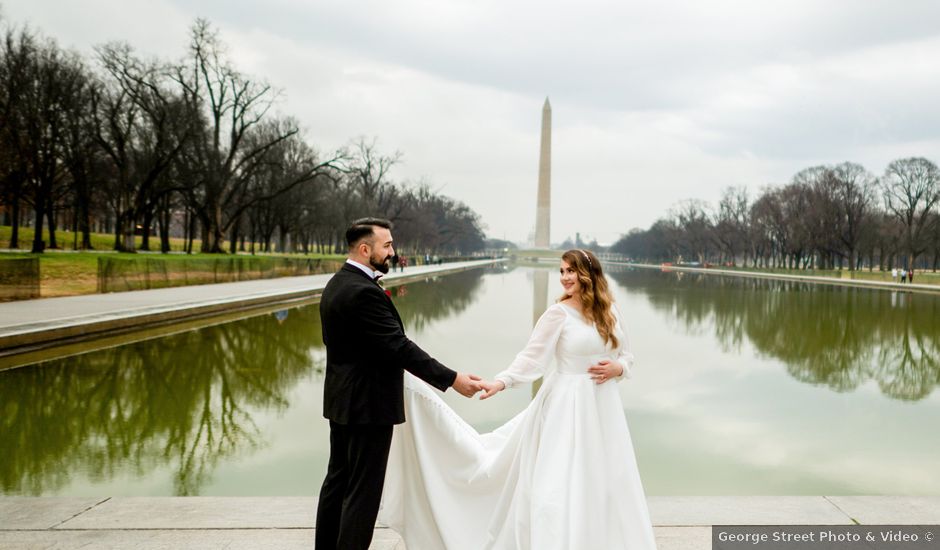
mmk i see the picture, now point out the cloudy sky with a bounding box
[4,0,940,245]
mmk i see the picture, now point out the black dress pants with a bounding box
[315,421,394,550]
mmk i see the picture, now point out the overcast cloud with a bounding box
[5,0,940,245]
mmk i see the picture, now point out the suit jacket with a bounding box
[320,263,458,425]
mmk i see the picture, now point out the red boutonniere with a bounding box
[384,289,392,298]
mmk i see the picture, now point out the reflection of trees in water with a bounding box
[0,305,324,496]
[393,268,485,331]
[1,267,489,496]
[609,269,940,401]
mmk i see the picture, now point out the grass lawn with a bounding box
[1,225,192,252]
[1,225,344,297]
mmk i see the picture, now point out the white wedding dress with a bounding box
[378,302,658,550]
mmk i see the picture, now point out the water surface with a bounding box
[2,265,937,496]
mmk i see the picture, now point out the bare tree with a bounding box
[0,26,36,248]
[1,14,483,258]
[9,33,86,252]
[92,43,194,252]
[712,185,750,266]
[672,199,713,264]
[831,162,876,270]
[880,157,940,269]
[346,136,402,208]
[172,20,342,253]
[59,74,106,250]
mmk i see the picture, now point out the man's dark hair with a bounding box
[346,217,393,249]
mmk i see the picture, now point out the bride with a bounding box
[378,249,657,550]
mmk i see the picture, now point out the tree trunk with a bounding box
[158,197,171,254]
[199,212,212,253]
[10,192,21,249]
[79,193,93,250]
[183,209,191,254]
[249,222,256,255]
[207,202,224,253]
[278,227,288,255]
[140,209,153,251]
[31,200,46,253]
[46,200,59,249]
[72,202,79,250]
[187,211,198,255]
[113,213,122,251]
[122,212,137,253]
[229,222,238,255]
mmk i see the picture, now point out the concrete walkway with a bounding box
[619,262,940,295]
[1,496,937,549]
[0,259,503,368]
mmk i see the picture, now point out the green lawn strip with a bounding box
[1,248,345,297]
[1,225,191,251]
[2,225,342,256]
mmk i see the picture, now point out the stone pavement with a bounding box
[1,496,937,549]
[0,259,503,369]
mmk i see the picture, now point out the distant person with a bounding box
[909,268,915,284]
[391,254,399,271]
[399,255,408,272]
[900,268,908,284]
[891,267,898,282]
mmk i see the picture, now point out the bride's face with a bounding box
[559,260,581,297]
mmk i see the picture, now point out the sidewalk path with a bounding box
[619,262,940,295]
[0,259,503,367]
[1,496,937,549]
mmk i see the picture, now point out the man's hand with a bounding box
[587,359,623,384]
[479,380,506,400]
[452,372,483,398]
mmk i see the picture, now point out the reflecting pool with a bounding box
[2,265,938,496]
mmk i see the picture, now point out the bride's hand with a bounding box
[479,380,505,400]
[588,360,623,384]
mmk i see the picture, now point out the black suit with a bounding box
[315,263,457,550]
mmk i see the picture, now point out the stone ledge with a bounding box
[2,496,937,550]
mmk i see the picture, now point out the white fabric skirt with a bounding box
[378,372,658,550]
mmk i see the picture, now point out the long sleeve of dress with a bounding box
[613,304,634,380]
[494,304,566,389]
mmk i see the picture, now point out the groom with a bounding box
[315,217,484,550]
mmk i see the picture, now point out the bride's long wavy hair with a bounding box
[557,249,618,349]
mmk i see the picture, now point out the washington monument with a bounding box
[534,97,551,248]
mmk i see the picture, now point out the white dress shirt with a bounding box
[346,258,381,280]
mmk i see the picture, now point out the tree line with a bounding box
[613,159,940,271]
[0,16,486,255]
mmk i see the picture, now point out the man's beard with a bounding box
[370,251,390,274]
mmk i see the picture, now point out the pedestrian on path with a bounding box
[909,268,915,284]
[891,267,898,282]
[900,268,908,284]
